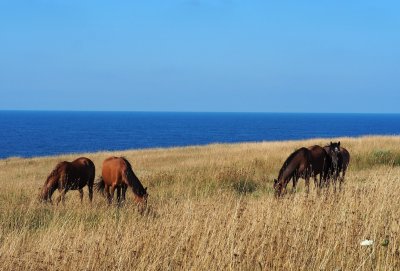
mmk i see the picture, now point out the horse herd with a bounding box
[274,141,350,196]
[38,141,350,209]
[39,156,148,210]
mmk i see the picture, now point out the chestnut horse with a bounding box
[96,157,148,209]
[308,145,331,188]
[39,157,95,204]
[274,147,312,196]
[324,142,350,190]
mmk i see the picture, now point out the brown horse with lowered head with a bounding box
[39,157,95,204]
[308,145,331,188]
[274,147,312,197]
[96,157,148,209]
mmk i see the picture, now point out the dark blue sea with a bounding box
[1,111,400,159]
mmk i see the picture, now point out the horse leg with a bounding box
[305,175,310,194]
[323,167,330,188]
[122,185,127,203]
[317,171,325,190]
[314,175,318,189]
[88,183,93,203]
[291,176,296,193]
[61,188,69,204]
[326,170,331,190]
[339,168,346,191]
[56,173,69,205]
[317,173,321,191]
[56,188,68,205]
[110,185,116,205]
[116,186,122,206]
[333,172,338,193]
[79,188,84,204]
[105,185,112,205]
[56,190,61,205]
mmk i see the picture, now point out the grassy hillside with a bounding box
[0,136,400,270]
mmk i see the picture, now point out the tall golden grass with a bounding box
[0,136,400,270]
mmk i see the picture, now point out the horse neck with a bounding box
[41,178,58,200]
[279,160,299,183]
[125,168,144,196]
[41,163,65,200]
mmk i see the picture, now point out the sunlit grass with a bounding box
[0,136,399,270]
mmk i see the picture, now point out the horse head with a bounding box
[38,186,51,203]
[134,187,148,212]
[328,141,341,168]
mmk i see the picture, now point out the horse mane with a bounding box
[121,157,133,174]
[39,161,66,200]
[44,161,66,185]
[278,148,308,180]
[121,157,146,197]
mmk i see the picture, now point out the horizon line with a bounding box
[1,109,400,115]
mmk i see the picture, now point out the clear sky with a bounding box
[0,0,399,113]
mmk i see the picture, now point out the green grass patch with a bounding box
[232,180,258,194]
[371,150,400,167]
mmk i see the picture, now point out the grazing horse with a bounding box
[308,145,331,188]
[274,147,312,197]
[39,157,95,204]
[323,142,343,190]
[96,157,148,210]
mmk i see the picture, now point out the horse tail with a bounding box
[95,176,105,195]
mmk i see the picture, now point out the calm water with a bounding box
[0,111,400,158]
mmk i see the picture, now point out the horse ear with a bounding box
[338,141,340,147]
[145,187,147,191]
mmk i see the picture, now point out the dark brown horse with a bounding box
[96,157,148,209]
[324,142,350,190]
[308,145,331,188]
[274,147,312,196]
[323,142,345,190]
[338,147,350,182]
[39,157,95,204]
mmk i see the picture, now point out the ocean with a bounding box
[1,111,399,158]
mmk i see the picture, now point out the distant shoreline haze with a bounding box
[1,111,400,158]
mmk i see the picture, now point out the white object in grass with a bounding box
[360,240,374,246]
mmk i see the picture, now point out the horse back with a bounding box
[308,145,329,174]
[101,157,127,186]
[71,157,94,169]
[308,145,326,160]
[68,157,95,179]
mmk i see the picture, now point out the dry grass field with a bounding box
[0,136,400,270]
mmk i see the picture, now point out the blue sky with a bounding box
[0,0,399,113]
